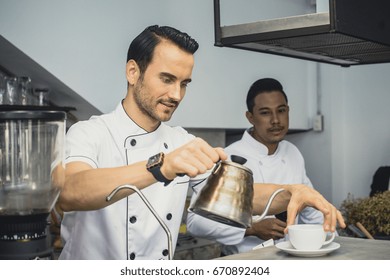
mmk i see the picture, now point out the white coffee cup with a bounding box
[287,224,336,250]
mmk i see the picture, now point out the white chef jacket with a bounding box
[187,128,324,255]
[59,102,200,260]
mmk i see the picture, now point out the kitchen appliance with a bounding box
[0,107,66,259]
[106,184,174,260]
[190,155,284,228]
[214,0,390,67]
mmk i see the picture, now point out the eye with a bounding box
[161,76,173,84]
[181,82,189,88]
[259,110,270,115]
[278,107,288,113]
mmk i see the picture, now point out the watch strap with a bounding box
[149,166,172,186]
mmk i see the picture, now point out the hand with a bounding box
[284,184,346,233]
[162,137,227,179]
[246,218,287,240]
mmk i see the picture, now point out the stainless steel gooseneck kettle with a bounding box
[190,155,285,228]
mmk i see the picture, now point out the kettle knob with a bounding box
[230,155,247,165]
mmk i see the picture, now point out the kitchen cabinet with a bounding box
[0,35,101,127]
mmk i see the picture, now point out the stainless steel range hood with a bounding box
[214,0,390,67]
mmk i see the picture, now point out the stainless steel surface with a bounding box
[214,0,390,67]
[217,236,390,260]
[190,160,285,228]
[222,13,330,37]
[190,160,254,228]
[106,184,174,260]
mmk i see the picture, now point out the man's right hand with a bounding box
[245,218,287,240]
[162,137,227,179]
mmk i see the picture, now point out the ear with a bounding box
[126,60,140,86]
[245,111,254,125]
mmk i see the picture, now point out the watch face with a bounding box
[147,153,163,169]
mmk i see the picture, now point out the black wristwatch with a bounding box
[146,152,172,186]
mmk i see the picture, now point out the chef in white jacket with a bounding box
[58,25,223,260]
[58,27,345,260]
[187,78,326,255]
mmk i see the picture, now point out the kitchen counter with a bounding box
[174,234,221,260]
[217,236,390,260]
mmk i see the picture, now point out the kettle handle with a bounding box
[231,155,247,165]
[176,160,223,177]
[212,161,222,175]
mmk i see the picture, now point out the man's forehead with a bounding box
[255,91,287,104]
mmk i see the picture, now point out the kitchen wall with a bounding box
[0,0,316,129]
[0,0,389,207]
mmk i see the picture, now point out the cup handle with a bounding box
[323,231,336,246]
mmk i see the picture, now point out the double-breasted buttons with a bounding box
[129,216,137,223]
[130,139,137,146]
[129,252,136,260]
[166,213,172,220]
[164,143,168,149]
[162,249,169,257]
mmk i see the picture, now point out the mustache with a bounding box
[268,126,284,131]
[160,98,179,107]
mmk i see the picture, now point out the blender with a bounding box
[0,107,66,259]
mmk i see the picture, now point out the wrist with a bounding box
[160,164,175,181]
[281,184,295,193]
[245,227,255,237]
[146,152,172,186]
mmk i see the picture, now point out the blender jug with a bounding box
[0,108,66,259]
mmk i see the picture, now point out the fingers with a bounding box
[321,204,335,232]
[275,218,287,228]
[259,183,347,235]
[322,206,346,232]
[215,147,228,161]
[163,137,227,179]
[337,210,346,229]
[251,218,286,240]
[282,184,347,234]
[273,219,287,238]
[284,206,298,233]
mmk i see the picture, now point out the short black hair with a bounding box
[246,78,288,112]
[126,25,199,75]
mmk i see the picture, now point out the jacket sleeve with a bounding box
[186,180,246,245]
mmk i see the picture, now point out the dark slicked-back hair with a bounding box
[246,78,288,112]
[126,25,199,75]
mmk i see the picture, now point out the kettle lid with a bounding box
[221,159,253,175]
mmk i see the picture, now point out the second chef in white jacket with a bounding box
[187,78,325,255]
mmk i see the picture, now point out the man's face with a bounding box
[246,91,289,154]
[132,41,194,125]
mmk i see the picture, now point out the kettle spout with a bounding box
[252,188,285,223]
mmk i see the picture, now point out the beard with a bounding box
[133,76,177,123]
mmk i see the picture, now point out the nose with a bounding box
[168,83,184,101]
[271,112,280,124]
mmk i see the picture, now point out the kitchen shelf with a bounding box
[0,35,101,126]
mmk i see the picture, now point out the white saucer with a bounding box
[275,241,340,257]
